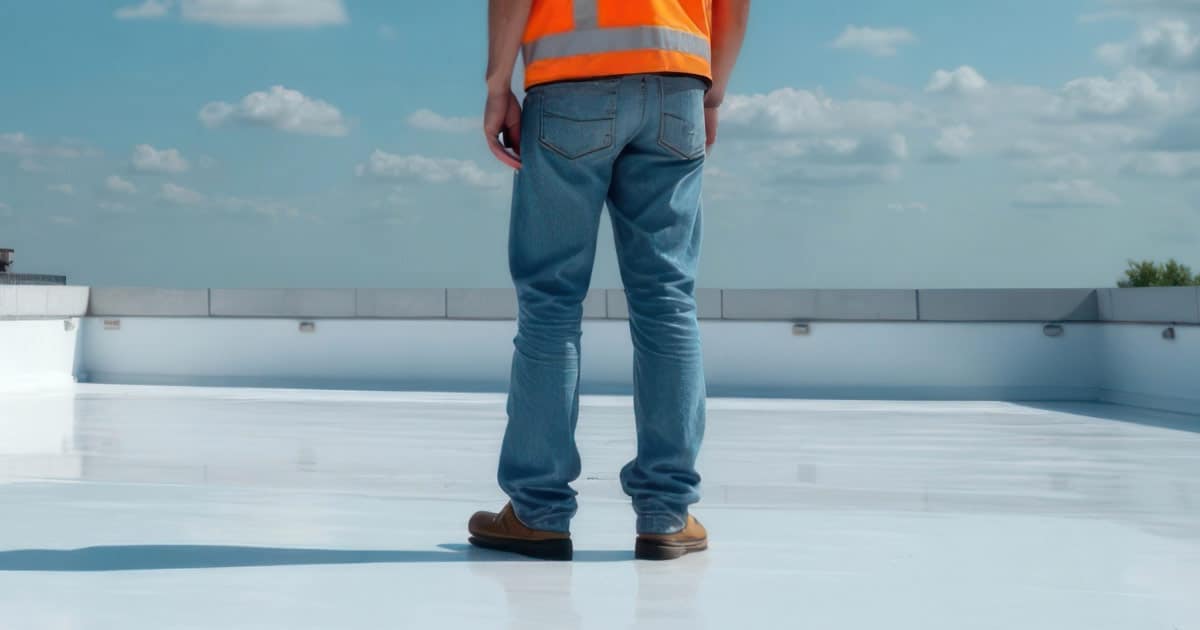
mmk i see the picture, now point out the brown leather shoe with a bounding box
[635,515,708,561]
[468,503,573,561]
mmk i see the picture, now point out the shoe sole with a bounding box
[634,538,708,561]
[468,535,573,561]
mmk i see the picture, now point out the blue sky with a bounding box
[1,0,1198,288]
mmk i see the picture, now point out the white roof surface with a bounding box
[1,385,1197,629]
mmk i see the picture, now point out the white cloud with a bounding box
[708,36,1194,199]
[0,201,10,215]
[1002,141,1094,175]
[356,150,505,188]
[50,216,77,226]
[0,132,30,155]
[180,0,347,27]
[723,88,916,135]
[131,144,190,174]
[910,65,1175,164]
[888,202,929,212]
[774,164,902,187]
[931,124,974,160]
[1122,151,1200,177]
[200,86,349,137]
[1015,179,1121,208]
[161,183,206,205]
[378,24,398,41]
[927,66,989,95]
[832,26,917,57]
[105,175,138,195]
[19,158,44,173]
[1098,20,1200,70]
[720,90,917,188]
[48,184,75,196]
[218,196,302,218]
[770,134,909,164]
[1054,69,1171,118]
[407,109,480,134]
[99,201,134,213]
[113,0,348,28]
[115,0,171,20]
[1,132,90,159]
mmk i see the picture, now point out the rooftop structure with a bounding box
[1,285,1197,629]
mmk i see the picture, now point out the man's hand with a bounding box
[704,106,719,151]
[484,90,523,170]
[704,91,723,153]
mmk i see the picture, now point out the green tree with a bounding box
[1118,259,1200,287]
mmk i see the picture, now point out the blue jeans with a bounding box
[499,74,708,536]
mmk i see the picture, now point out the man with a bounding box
[469,0,750,562]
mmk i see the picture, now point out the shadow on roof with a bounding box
[1016,401,1200,434]
[0,544,632,572]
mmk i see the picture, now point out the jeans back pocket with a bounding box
[537,81,618,160]
[658,76,707,160]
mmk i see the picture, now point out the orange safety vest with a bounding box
[523,0,713,89]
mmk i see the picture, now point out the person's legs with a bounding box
[497,78,627,533]
[607,75,708,536]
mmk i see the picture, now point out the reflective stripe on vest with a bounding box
[524,26,712,65]
[573,0,598,30]
[524,0,711,65]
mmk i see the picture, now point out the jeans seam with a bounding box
[638,75,648,138]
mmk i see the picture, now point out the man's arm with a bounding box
[484,0,533,168]
[486,0,532,96]
[705,0,751,147]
